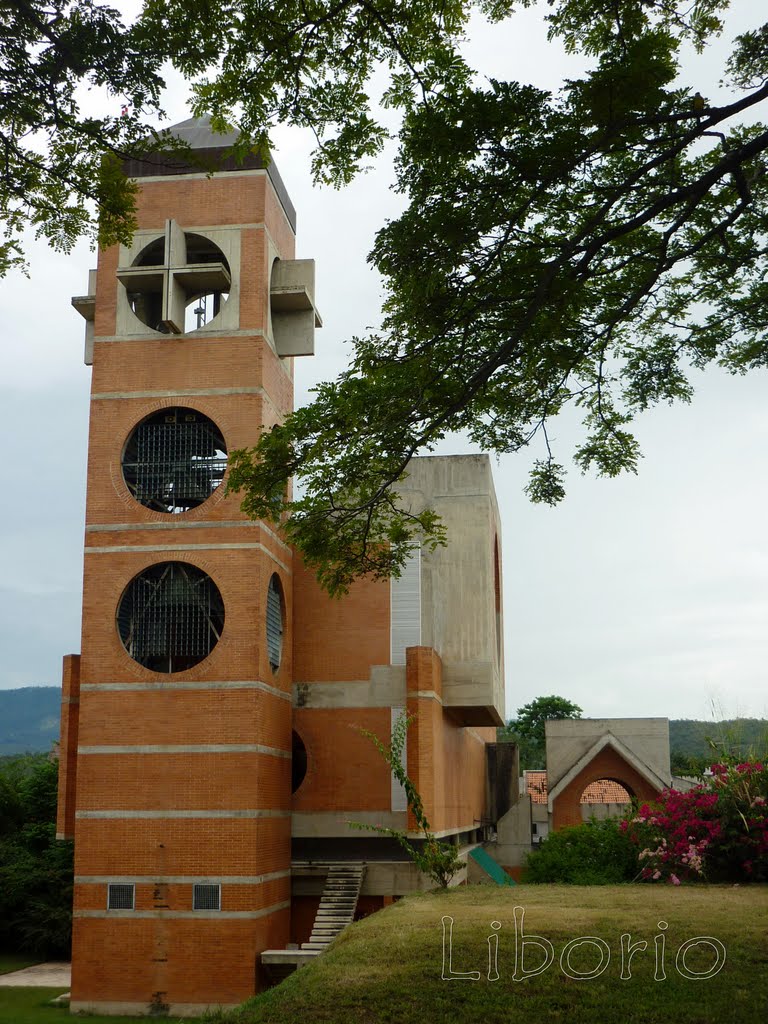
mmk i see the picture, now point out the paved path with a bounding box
[0,962,71,987]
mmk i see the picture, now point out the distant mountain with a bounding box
[1,688,765,760]
[0,687,61,754]
[670,718,768,759]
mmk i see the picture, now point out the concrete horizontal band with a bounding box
[77,744,290,757]
[74,900,291,921]
[94,329,268,343]
[292,673,406,709]
[130,168,271,184]
[76,809,291,820]
[79,680,291,700]
[70,1003,241,1017]
[91,386,266,399]
[83,542,291,574]
[291,810,407,838]
[411,690,443,703]
[75,870,290,884]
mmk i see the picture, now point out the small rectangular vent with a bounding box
[107,883,135,910]
[193,883,221,911]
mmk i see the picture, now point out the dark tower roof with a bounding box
[123,115,296,232]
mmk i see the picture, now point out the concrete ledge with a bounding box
[70,1000,241,1017]
[261,949,318,966]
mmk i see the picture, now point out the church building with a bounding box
[56,117,507,1016]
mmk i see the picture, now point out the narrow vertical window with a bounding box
[266,573,284,672]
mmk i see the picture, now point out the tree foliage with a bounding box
[0,754,74,957]
[500,695,583,770]
[1,0,476,275]
[226,1,768,591]
[6,2,768,590]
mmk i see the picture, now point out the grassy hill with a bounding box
[202,884,767,1024]
[0,687,60,755]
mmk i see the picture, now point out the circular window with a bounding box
[122,408,227,514]
[266,574,284,672]
[117,561,225,673]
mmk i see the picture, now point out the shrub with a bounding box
[622,758,768,883]
[349,713,462,889]
[524,818,638,884]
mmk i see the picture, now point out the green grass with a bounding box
[201,884,768,1024]
[0,956,39,976]
[0,988,189,1024]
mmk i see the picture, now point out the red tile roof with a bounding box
[525,771,632,805]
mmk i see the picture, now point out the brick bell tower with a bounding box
[57,117,320,1016]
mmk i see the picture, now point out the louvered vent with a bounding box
[266,574,284,672]
[122,407,227,514]
[193,883,221,911]
[117,561,225,673]
[107,883,135,910]
[390,549,421,665]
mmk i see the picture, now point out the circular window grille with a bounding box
[121,408,227,514]
[117,561,225,673]
[266,574,284,672]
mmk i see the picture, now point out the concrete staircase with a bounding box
[300,863,366,952]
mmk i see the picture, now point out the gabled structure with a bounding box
[57,117,506,1016]
[490,718,671,878]
[545,718,671,829]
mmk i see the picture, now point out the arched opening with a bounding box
[579,778,634,821]
[292,731,308,794]
[122,229,230,334]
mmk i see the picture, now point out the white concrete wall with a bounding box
[398,455,505,725]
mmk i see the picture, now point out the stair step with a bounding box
[301,863,366,956]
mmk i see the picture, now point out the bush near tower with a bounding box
[622,757,768,883]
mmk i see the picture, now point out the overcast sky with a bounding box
[1,1,766,726]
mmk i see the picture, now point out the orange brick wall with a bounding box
[79,551,292,686]
[75,752,287,811]
[406,648,492,833]
[66,165,297,1011]
[292,560,390,682]
[56,655,80,839]
[73,818,291,877]
[292,708,392,812]
[552,747,662,830]
[77,688,290,749]
[71,911,290,1008]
